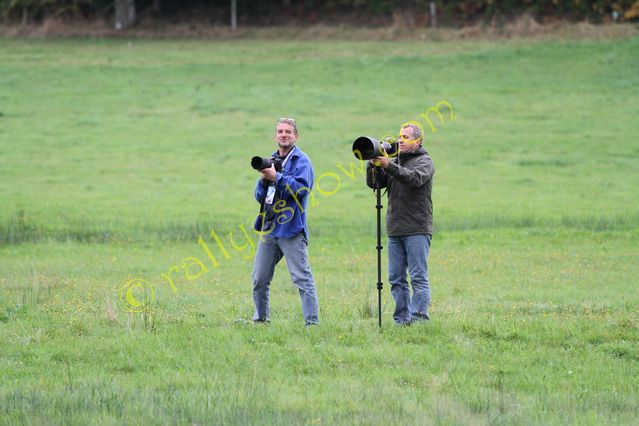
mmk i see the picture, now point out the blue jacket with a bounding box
[253,146,314,239]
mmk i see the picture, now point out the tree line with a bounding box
[1,0,638,28]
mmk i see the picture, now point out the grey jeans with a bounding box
[252,233,319,325]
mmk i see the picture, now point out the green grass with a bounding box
[1,35,638,424]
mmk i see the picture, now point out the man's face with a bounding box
[274,122,297,153]
[399,126,420,153]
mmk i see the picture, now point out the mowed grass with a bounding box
[1,35,638,424]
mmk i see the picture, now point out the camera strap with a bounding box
[279,145,296,169]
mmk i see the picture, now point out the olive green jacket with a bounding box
[366,148,435,236]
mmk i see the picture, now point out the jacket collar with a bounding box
[274,145,298,159]
[398,146,427,159]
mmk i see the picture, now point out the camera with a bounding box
[251,156,283,172]
[352,136,399,160]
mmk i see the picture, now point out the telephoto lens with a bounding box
[251,156,283,171]
[352,136,398,160]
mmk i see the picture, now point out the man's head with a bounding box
[399,123,423,153]
[274,118,298,155]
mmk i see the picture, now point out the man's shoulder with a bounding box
[293,145,308,156]
[292,146,312,163]
[404,150,434,172]
[416,149,433,163]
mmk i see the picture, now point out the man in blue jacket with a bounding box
[252,118,319,326]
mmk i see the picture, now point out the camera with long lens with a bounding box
[351,135,400,328]
[352,136,399,160]
[251,156,283,172]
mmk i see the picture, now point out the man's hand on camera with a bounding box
[260,165,277,181]
[371,156,390,169]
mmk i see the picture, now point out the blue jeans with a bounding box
[252,233,319,325]
[388,234,431,324]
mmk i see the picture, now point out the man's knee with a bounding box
[391,282,410,292]
[290,273,314,292]
[252,269,272,289]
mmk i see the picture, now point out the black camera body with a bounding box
[251,156,283,172]
[352,136,399,160]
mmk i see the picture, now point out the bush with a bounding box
[1,0,638,24]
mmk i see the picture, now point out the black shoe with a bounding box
[411,313,430,322]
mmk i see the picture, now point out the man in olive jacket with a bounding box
[366,123,435,325]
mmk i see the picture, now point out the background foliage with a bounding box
[2,0,639,24]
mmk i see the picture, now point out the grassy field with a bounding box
[1,34,638,424]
